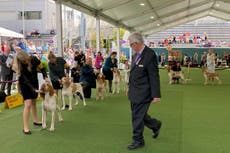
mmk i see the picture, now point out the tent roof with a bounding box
[0,27,24,38]
[57,0,230,36]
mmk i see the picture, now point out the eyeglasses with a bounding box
[130,42,136,48]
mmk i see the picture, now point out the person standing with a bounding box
[0,45,14,95]
[206,49,215,73]
[74,50,86,67]
[94,52,104,72]
[71,61,81,83]
[102,52,117,93]
[48,52,69,92]
[193,52,198,65]
[127,32,162,150]
[15,50,47,135]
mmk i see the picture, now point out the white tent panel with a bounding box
[58,0,230,35]
[0,27,24,38]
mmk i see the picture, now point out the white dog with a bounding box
[40,82,63,131]
[61,77,86,111]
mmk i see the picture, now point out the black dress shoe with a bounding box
[33,122,42,126]
[23,130,32,135]
[127,141,145,150]
[153,122,162,139]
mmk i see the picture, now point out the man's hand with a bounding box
[152,98,160,103]
[35,89,41,93]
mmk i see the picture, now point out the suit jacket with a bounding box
[0,54,13,76]
[128,46,161,104]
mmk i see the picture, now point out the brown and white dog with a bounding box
[113,68,122,94]
[202,68,221,85]
[96,73,107,100]
[61,77,86,111]
[72,82,86,106]
[40,82,63,131]
[168,70,186,84]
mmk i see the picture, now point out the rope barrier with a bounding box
[0,80,18,83]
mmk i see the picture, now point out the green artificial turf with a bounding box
[0,68,230,153]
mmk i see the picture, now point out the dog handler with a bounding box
[127,32,162,150]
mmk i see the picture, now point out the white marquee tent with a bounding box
[0,27,24,38]
[57,0,230,36]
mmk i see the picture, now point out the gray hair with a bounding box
[128,32,144,44]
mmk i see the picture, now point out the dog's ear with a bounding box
[71,84,77,92]
[40,84,46,99]
[97,74,100,80]
[47,83,55,96]
[117,70,120,75]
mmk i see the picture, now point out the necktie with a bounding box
[135,53,141,63]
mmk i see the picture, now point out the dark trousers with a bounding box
[1,72,13,95]
[83,83,92,98]
[131,102,161,143]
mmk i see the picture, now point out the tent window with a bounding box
[18,11,42,20]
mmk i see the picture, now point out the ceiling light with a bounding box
[140,3,145,6]
[150,16,154,19]
[157,24,160,26]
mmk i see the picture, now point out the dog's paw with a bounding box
[49,127,55,131]
[83,103,86,106]
[59,118,63,122]
[42,124,46,129]
[68,108,72,111]
[61,107,65,110]
[75,102,79,105]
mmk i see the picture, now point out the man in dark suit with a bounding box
[127,32,162,150]
[0,45,14,95]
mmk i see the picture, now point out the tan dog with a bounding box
[123,69,130,93]
[96,73,107,100]
[113,68,122,94]
[202,68,221,85]
[61,77,86,111]
[40,82,63,131]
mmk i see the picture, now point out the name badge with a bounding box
[138,64,144,67]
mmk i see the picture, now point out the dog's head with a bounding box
[40,82,55,98]
[61,77,72,87]
[113,68,120,75]
[97,73,105,80]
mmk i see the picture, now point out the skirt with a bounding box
[103,69,113,80]
[20,87,38,100]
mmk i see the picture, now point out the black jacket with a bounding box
[128,46,161,104]
[80,64,96,88]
